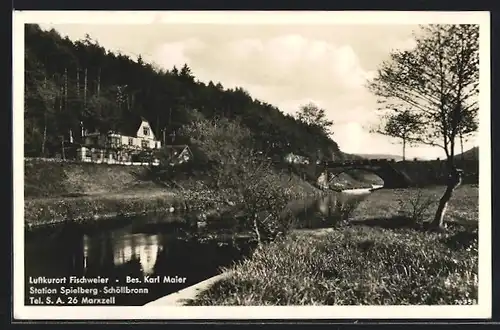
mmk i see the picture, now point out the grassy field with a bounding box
[350,184,479,227]
[190,184,479,305]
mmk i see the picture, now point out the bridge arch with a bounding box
[317,160,413,189]
[323,167,385,189]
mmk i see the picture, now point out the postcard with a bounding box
[12,10,491,320]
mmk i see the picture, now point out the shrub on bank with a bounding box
[191,225,478,305]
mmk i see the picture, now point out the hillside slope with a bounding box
[454,147,479,161]
[24,24,348,163]
[25,159,322,199]
[24,159,162,198]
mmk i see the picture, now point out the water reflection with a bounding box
[25,217,252,305]
[83,232,161,275]
[289,190,370,228]
[25,189,372,305]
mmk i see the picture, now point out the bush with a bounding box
[397,188,436,226]
[169,117,303,244]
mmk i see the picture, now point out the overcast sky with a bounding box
[36,18,479,159]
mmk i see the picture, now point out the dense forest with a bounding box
[24,24,346,162]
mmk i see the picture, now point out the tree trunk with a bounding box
[460,133,464,161]
[61,137,66,160]
[84,68,88,108]
[402,138,406,161]
[41,76,48,155]
[97,67,101,97]
[42,114,47,155]
[64,67,68,110]
[76,68,80,98]
[429,165,462,230]
[253,214,261,246]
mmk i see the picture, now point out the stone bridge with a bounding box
[316,159,413,189]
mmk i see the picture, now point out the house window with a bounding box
[141,140,149,149]
[128,138,133,146]
[110,136,120,148]
[143,127,149,136]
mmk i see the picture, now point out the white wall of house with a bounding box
[136,120,157,141]
[119,134,161,149]
[77,146,160,166]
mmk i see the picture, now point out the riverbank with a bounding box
[24,190,181,230]
[24,160,322,230]
[188,185,479,305]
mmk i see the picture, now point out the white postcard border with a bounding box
[12,10,492,320]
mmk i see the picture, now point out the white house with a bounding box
[77,114,162,166]
[164,145,193,166]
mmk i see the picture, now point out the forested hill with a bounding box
[24,24,345,162]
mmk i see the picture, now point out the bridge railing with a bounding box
[321,158,391,167]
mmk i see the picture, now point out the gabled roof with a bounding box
[165,144,192,154]
[113,112,150,137]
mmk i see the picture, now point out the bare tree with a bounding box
[368,24,479,229]
[376,109,423,161]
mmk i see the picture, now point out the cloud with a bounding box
[154,34,371,91]
[219,35,371,94]
[155,34,376,117]
[148,31,455,158]
[334,122,365,154]
[150,34,392,151]
[396,37,418,51]
[152,38,204,70]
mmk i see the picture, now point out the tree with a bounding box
[377,109,423,161]
[368,24,479,229]
[296,103,334,136]
[24,71,59,155]
[180,64,193,79]
[458,109,478,160]
[174,117,296,245]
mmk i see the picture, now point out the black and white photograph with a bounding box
[13,11,491,320]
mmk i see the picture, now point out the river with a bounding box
[24,187,374,306]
